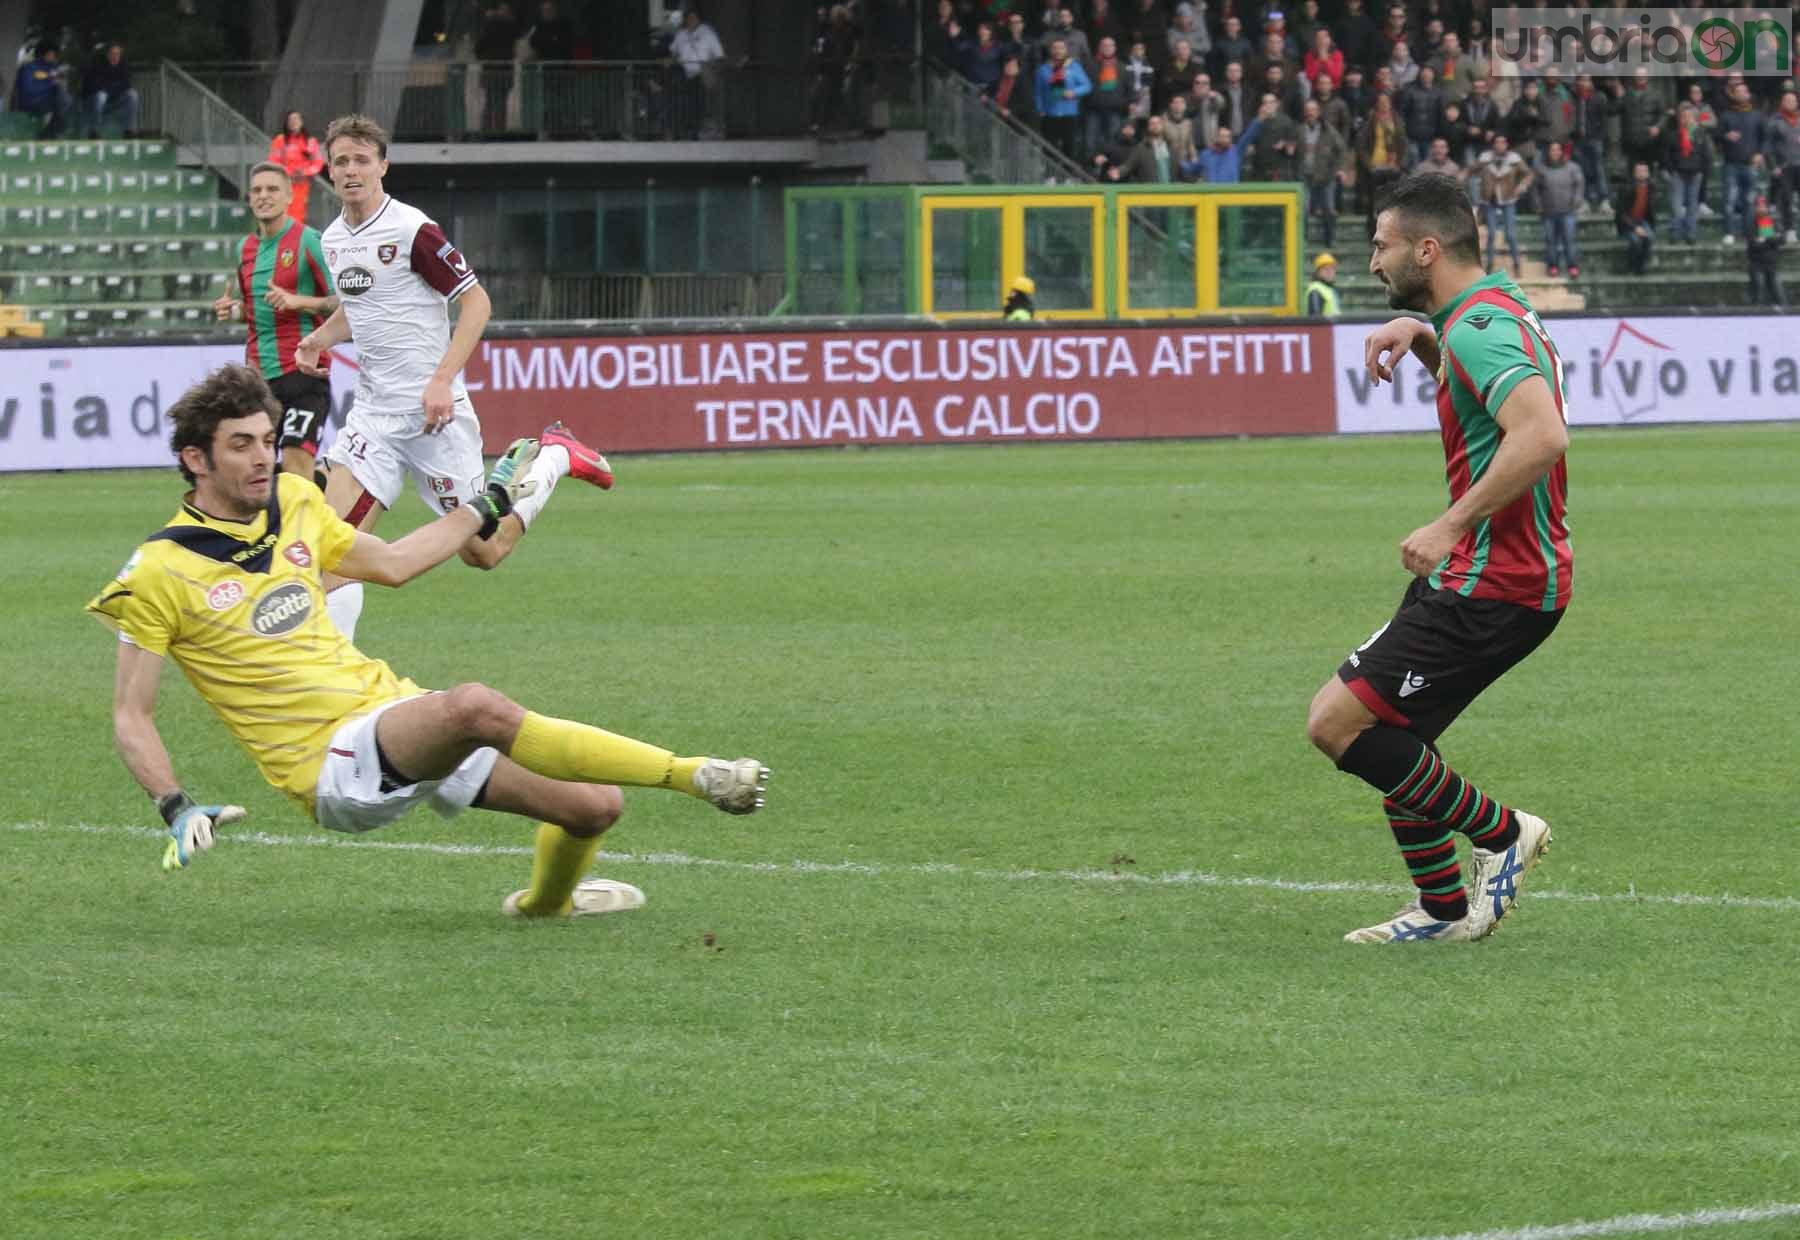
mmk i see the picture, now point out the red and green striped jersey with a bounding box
[235,219,332,381]
[1429,272,1573,611]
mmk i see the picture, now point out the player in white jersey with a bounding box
[294,114,614,641]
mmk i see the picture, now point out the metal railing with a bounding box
[478,272,786,321]
[171,58,926,144]
[924,62,1090,185]
[142,61,339,231]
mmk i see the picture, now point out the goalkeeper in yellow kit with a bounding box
[88,364,767,917]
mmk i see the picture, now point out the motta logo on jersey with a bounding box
[251,582,312,636]
[206,580,245,611]
[377,243,397,264]
[336,266,375,296]
[283,540,312,568]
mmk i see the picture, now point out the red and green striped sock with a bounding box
[1383,800,1468,921]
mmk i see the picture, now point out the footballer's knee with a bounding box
[560,785,623,838]
[441,682,524,743]
[1305,679,1364,761]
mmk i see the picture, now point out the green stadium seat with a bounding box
[0,170,39,194]
[74,205,108,233]
[26,307,66,337]
[0,141,33,166]
[0,114,41,142]
[146,204,182,233]
[156,238,186,266]
[75,171,109,197]
[128,239,158,268]
[18,274,59,304]
[62,273,98,302]
[99,141,135,163]
[111,204,146,233]
[168,305,212,328]
[4,205,43,232]
[41,170,76,196]
[195,237,230,264]
[14,242,51,268]
[39,205,73,233]
[96,273,136,301]
[178,204,212,231]
[64,141,106,165]
[33,142,69,163]
[219,204,250,229]
[143,170,177,196]
[136,141,176,166]
[113,170,145,194]
[166,271,208,299]
[178,171,212,196]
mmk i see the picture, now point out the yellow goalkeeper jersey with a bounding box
[87,472,422,812]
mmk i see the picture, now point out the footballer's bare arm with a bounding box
[112,641,181,802]
[332,506,487,587]
[295,305,352,376]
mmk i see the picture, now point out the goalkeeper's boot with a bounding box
[503,878,646,918]
[693,758,769,815]
[1344,899,1480,944]
[540,421,614,489]
[487,436,539,490]
[1464,811,1552,939]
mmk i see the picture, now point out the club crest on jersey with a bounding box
[429,476,455,495]
[278,250,296,268]
[326,248,338,264]
[377,243,397,264]
[336,266,375,296]
[439,496,460,512]
[252,582,313,636]
[207,580,245,611]
[283,540,313,568]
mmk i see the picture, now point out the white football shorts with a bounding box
[315,695,500,834]
[325,394,487,515]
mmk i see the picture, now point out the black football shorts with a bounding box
[269,370,333,455]
[1337,578,1564,743]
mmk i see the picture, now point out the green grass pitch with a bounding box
[3,427,1799,1240]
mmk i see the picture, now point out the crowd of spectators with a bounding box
[939,0,1800,287]
[8,39,141,139]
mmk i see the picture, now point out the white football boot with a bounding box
[1464,811,1552,938]
[693,758,770,815]
[1344,899,1481,944]
[503,878,646,918]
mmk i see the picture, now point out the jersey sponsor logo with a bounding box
[429,475,455,495]
[207,580,245,611]
[252,582,313,636]
[438,241,470,276]
[377,242,397,264]
[336,266,375,296]
[1398,671,1430,698]
[283,540,313,569]
[233,531,280,564]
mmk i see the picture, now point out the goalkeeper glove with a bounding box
[471,437,542,539]
[158,791,248,872]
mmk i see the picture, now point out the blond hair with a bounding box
[324,113,390,160]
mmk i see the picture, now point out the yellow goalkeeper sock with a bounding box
[508,711,705,797]
[512,822,603,916]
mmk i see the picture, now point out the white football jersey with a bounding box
[321,195,479,419]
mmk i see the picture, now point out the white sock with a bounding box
[326,581,365,643]
[511,446,568,529]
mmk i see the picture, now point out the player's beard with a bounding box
[1383,253,1430,312]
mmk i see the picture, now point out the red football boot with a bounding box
[539,421,614,489]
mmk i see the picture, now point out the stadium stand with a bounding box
[0,137,248,339]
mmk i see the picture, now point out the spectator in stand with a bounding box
[1303,28,1344,91]
[1262,10,1301,63]
[1218,60,1252,135]
[1157,39,1203,114]
[1042,7,1090,64]
[1435,100,1471,167]
[268,111,325,224]
[1340,66,1372,131]
[1432,33,1472,104]
[11,41,71,137]
[1163,92,1199,166]
[1771,90,1800,244]
[1189,72,1225,143]
[475,2,522,134]
[674,5,728,138]
[1416,17,1446,68]
[1398,65,1445,167]
[1746,194,1785,305]
[80,43,139,139]
[1089,0,1128,55]
[1120,113,1178,182]
[1184,117,1261,184]
[1718,81,1766,245]
[1414,134,1463,180]
[1293,0,1328,58]
[1248,32,1296,98]
[1298,97,1350,245]
[1334,0,1379,76]
[809,5,858,136]
[1034,37,1090,161]
[1572,74,1612,211]
[1093,118,1138,180]
[938,16,973,76]
[1663,101,1711,244]
[1476,132,1533,275]
[1537,140,1585,277]
[1123,39,1156,120]
[984,55,1038,129]
[1384,39,1419,92]
[1356,91,1405,233]
[1132,0,1170,63]
[1463,76,1502,160]
[1209,15,1252,80]
[1372,5,1410,71]
[1168,3,1212,64]
[1505,77,1547,169]
[1001,12,1037,78]
[528,1,575,61]
[1616,160,1658,273]
[1680,82,1719,218]
[967,22,1007,90]
[1305,252,1340,315]
[1247,92,1298,181]
[1541,69,1577,163]
[1314,72,1352,140]
[1619,66,1667,173]
[1263,61,1305,123]
[1085,36,1129,157]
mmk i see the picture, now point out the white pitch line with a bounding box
[9,821,1800,913]
[1404,1201,1800,1240]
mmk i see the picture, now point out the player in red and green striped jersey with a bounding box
[1304,172,1573,945]
[212,161,338,484]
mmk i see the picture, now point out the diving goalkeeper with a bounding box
[88,364,767,917]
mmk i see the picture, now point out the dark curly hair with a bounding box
[168,365,281,483]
